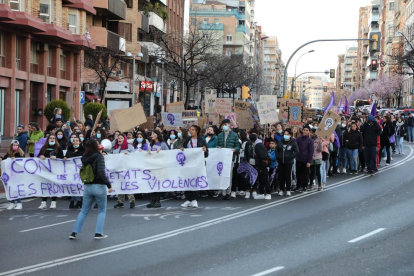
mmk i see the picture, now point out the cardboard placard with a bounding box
[114,104,147,132]
[287,102,303,127]
[109,109,124,133]
[139,116,155,130]
[260,95,278,112]
[182,110,198,119]
[315,110,341,141]
[215,98,232,115]
[92,109,103,133]
[302,108,317,120]
[183,119,198,129]
[161,112,184,127]
[278,99,299,123]
[205,95,216,114]
[257,100,278,125]
[167,101,185,113]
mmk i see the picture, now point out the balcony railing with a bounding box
[94,0,126,20]
[149,12,165,33]
[140,12,149,33]
[108,30,123,52]
[236,25,246,33]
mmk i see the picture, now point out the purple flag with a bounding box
[337,97,343,113]
[371,101,377,116]
[344,96,350,115]
[324,91,335,113]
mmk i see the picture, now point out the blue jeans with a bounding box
[338,147,348,171]
[347,149,359,171]
[364,146,377,172]
[320,160,327,184]
[397,136,404,154]
[11,199,22,204]
[73,185,108,235]
[408,126,414,142]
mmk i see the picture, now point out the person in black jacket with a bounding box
[70,139,112,240]
[335,119,349,173]
[65,135,86,209]
[345,122,363,174]
[276,129,299,196]
[379,116,395,166]
[395,117,407,155]
[180,125,208,208]
[250,132,271,200]
[38,134,64,210]
[360,115,382,174]
[56,129,69,150]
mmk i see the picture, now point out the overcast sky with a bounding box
[255,0,373,78]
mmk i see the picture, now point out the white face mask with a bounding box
[342,123,347,128]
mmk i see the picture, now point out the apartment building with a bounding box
[403,0,414,107]
[336,54,345,91]
[343,47,358,92]
[356,6,370,89]
[263,36,282,96]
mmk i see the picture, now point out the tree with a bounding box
[84,102,107,122]
[370,75,402,107]
[44,100,70,122]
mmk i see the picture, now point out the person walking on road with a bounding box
[295,126,314,192]
[276,129,298,196]
[345,122,363,174]
[407,113,414,143]
[360,115,382,175]
[395,117,407,155]
[379,116,395,166]
[69,139,112,240]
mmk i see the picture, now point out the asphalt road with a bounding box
[1,146,414,276]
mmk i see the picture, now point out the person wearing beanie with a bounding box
[295,125,314,192]
[360,115,382,174]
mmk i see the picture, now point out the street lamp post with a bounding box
[291,50,315,98]
[126,51,144,105]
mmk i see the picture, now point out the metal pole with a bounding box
[161,62,164,111]
[132,55,136,105]
[282,39,372,97]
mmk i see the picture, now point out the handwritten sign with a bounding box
[302,108,317,120]
[205,94,216,114]
[161,112,184,127]
[1,149,234,199]
[257,100,278,125]
[287,102,303,127]
[182,110,198,119]
[167,101,185,113]
[114,104,147,132]
[260,95,278,111]
[233,100,253,129]
[215,98,232,115]
[278,99,299,123]
[315,110,341,141]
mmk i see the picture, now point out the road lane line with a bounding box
[2,147,413,276]
[348,228,386,243]
[250,266,285,276]
[20,220,76,233]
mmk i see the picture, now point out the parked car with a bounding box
[402,108,414,117]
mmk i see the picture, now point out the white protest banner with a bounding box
[215,98,232,115]
[257,100,278,125]
[1,149,234,200]
[205,94,216,114]
[161,112,184,127]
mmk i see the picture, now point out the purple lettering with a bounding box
[8,185,17,199]
[142,170,151,180]
[24,159,38,174]
[132,169,141,178]
[38,159,52,173]
[47,183,53,195]
[70,184,77,194]
[72,158,82,172]
[11,159,24,173]
[123,171,130,180]
[73,173,80,182]
[130,182,138,190]
[171,180,177,189]
[55,159,67,174]
[198,176,209,189]
[17,184,25,197]
[40,183,48,195]
[162,180,171,189]
[76,184,83,194]
[28,183,37,196]
[109,172,115,179]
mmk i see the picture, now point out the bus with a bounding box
[354,99,372,110]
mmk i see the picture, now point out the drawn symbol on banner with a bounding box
[167,114,175,125]
[217,162,223,176]
[290,106,300,120]
[1,173,9,186]
[176,152,186,166]
[324,118,334,131]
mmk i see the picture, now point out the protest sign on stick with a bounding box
[315,110,341,141]
[114,104,147,132]
[161,112,184,127]
[257,101,278,125]
[92,109,103,133]
[167,101,185,113]
[287,102,303,127]
[205,94,216,114]
[215,98,232,115]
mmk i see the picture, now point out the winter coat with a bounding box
[335,126,348,147]
[81,152,111,188]
[183,136,209,158]
[2,151,23,160]
[84,118,94,128]
[395,122,407,137]
[295,135,314,163]
[112,144,135,154]
[381,122,396,145]
[273,132,284,142]
[40,146,64,159]
[15,131,29,154]
[172,139,185,150]
[407,116,414,127]
[203,135,218,148]
[322,133,335,154]
[28,130,44,154]
[254,142,269,169]
[312,136,323,161]
[216,130,240,160]
[50,114,66,124]
[65,145,86,158]
[345,130,363,151]
[360,118,382,147]
[276,138,299,165]
[268,149,277,169]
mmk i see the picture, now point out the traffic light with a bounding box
[323,86,327,92]
[242,86,249,99]
[340,83,344,89]
[330,69,335,79]
[369,32,381,53]
[371,59,378,71]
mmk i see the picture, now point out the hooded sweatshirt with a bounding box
[81,152,111,188]
[360,115,382,147]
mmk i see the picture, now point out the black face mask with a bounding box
[207,133,214,137]
[249,134,257,142]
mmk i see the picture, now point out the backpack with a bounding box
[80,163,94,183]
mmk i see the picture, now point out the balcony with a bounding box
[138,41,164,57]
[149,12,165,33]
[345,68,352,72]
[189,8,246,20]
[63,0,96,15]
[93,0,126,20]
[199,23,224,31]
[139,12,149,33]
[89,26,125,52]
[236,25,246,34]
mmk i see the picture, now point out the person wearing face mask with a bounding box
[65,135,86,209]
[345,122,363,174]
[335,119,349,174]
[395,117,407,155]
[111,131,121,147]
[309,128,325,191]
[203,126,218,148]
[216,119,241,199]
[249,131,272,200]
[1,140,25,210]
[56,129,69,150]
[276,130,299,196]
[38,134,64,209]
[166,130,178,149]
[273,123,284,142]
[94,129,106,143]
[360,115,382,175]
[172,128,187,150]
[133,133,149,151]
[295,126,314,193]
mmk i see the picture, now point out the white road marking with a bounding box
[1,148,413,276]
[348,228,386,243]
[19,220,76,233]
[250,266,285,276]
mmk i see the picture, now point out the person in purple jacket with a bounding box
[295,125,314,193]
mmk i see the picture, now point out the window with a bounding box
[125,0,133,8]
[203,18,209,24]
[68,14,77,34]
[389,1,395,10]
[0,32,4,57]
[10,0,20,11]
[60,49,66,71]
[226,35,233,42]
[30,42,38,64]
[214,18,219,25]
[226,50,232,57]
[202,33,209,39]
[119,22,132,42]
[40,0,51,23]
[15,37,21,70]
[191,18,196,26]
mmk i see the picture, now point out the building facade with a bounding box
[343,47,358,92]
